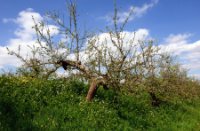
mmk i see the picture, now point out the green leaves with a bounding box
[0,76,200,130]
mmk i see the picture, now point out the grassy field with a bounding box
[0,76,200,130]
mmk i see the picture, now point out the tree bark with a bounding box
[86,79,99,101]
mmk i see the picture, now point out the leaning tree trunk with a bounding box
[58,60,107,101]
[86,79,99,101]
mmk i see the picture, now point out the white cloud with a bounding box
[103,0,158,23]
[45,25,59,36]
[0,39,35,68]
[93,28,149,51]
[160,33,200,78]
[161,33,200,56]
[3,8,59,41]
[78,28,150,65]
[0,9,59,69]
[56,28,150,65]
[13,8,43,40]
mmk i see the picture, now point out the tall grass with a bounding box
[0,76,200,130]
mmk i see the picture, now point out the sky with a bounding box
[0,0,200,78]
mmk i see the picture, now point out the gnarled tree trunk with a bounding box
[86,78,107,101]
[58,60,108,101]
[86,79,99,101]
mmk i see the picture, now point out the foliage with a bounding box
[0,76,200,130]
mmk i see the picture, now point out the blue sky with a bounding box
[0,0,200,78]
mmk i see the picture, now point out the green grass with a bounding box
[0,76,200,130]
